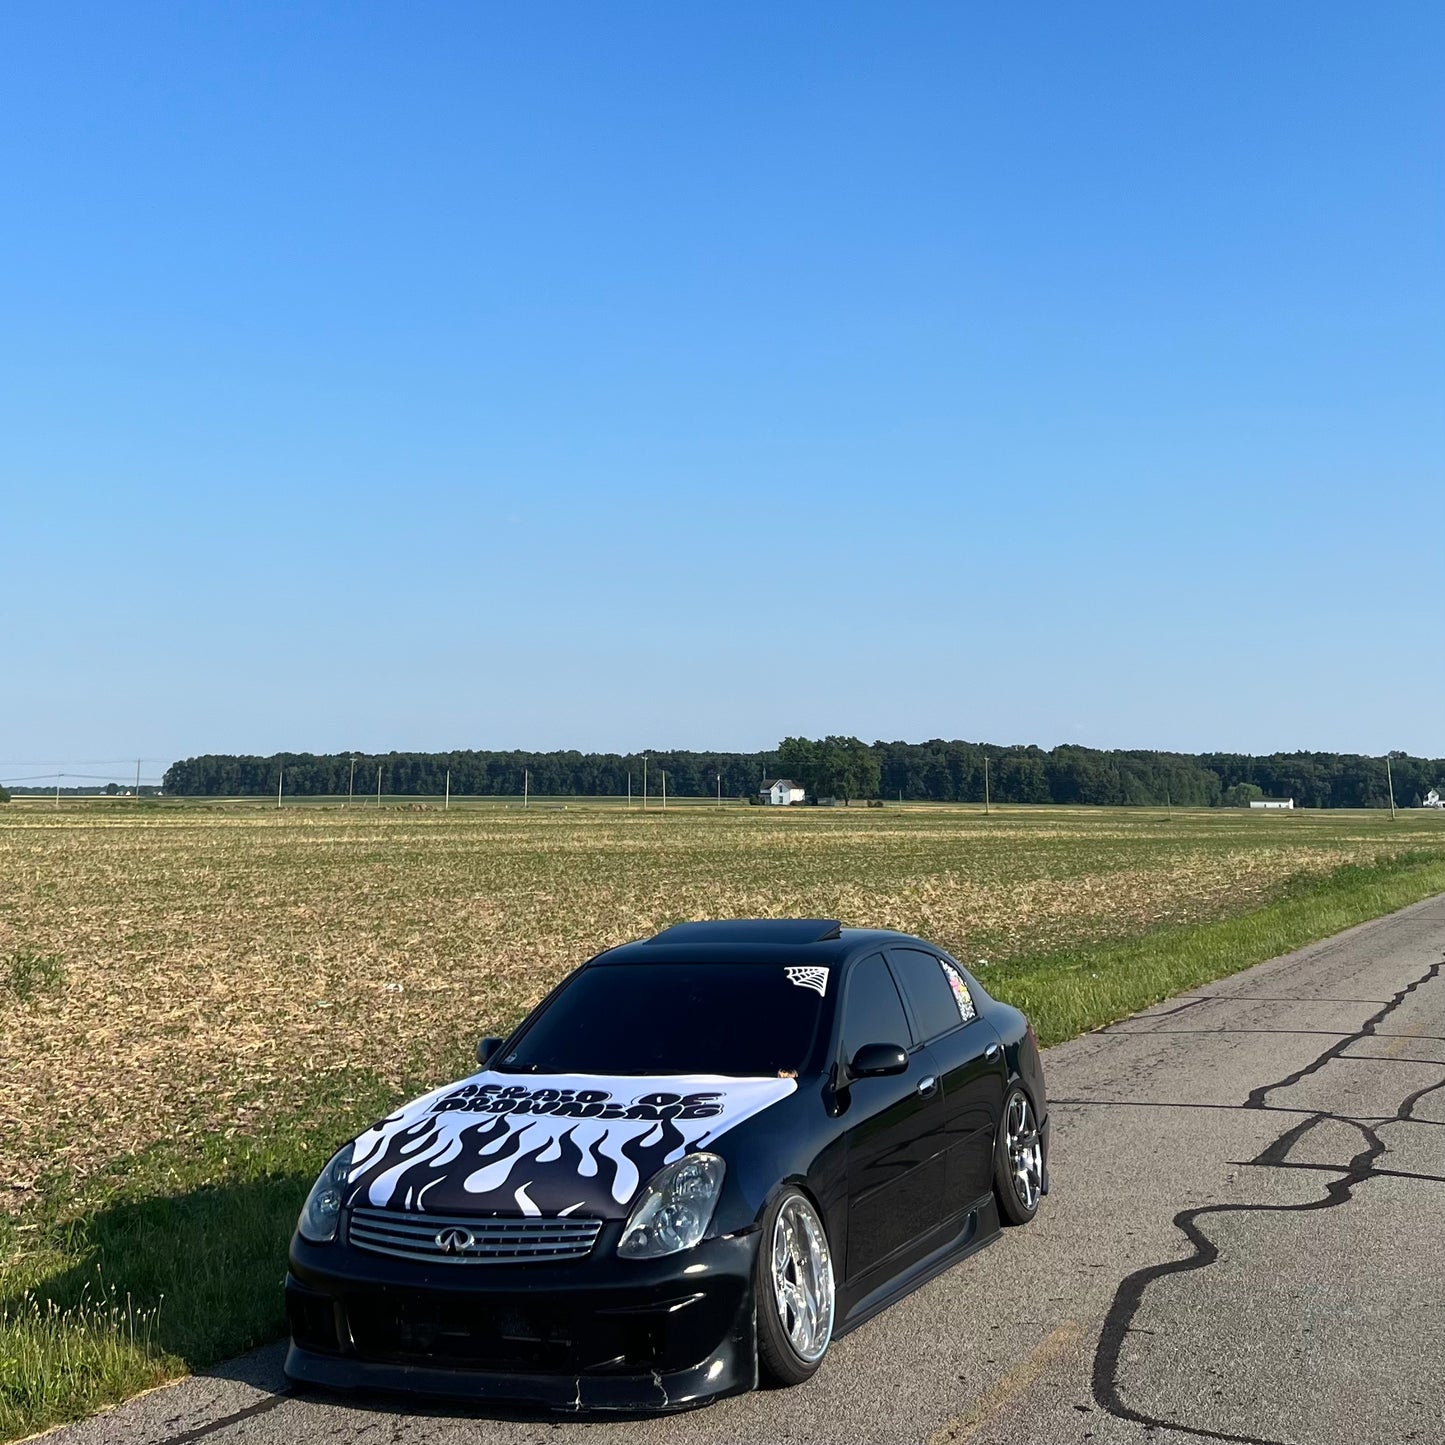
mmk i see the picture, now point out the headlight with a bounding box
[617,1153,725,1259]
[297,1143,354,1243]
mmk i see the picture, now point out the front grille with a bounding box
[343,1291,715,1375]
[347,1206,603,1264]
[346,1295,583,1372]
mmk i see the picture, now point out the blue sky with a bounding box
[2,2,1441,775]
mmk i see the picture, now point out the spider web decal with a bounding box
[784,965,829,996]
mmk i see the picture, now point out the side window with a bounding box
[890,948,973,1041]
[841,953,912,1061]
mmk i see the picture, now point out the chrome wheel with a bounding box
[770,1195,834,1364]
[1006,1091,1043,1212]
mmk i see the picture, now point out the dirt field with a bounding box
[4,801,1442,1210]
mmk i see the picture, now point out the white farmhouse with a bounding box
[1423,789,1443,809]
[760,778,806,806]
[1249,798,1295,810]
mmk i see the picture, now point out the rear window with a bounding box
[497,962,829,1077]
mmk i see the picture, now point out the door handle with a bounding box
[984,1043,1002,1063]
[917,1075,937,1097]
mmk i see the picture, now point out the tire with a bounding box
[994,1085,1043,1226]
[755,1188,836,1387]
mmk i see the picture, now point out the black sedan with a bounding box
[285,918,1049,1410]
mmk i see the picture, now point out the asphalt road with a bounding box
[51,896,1445,1445]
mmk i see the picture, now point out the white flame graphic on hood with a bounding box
[347,1071,797,1215]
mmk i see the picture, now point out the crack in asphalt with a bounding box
[149,1389,294,1445]
[1099,1026,1444,1039]
[1049,1097,1433,1127]
[1242,1159,1444,1184]
[1088,955,1445,1445]
[1338,1053,1445,1066]
[1245,961,1444,1111]
[1158,997,1395,1005]
[1119,996,1214,1021]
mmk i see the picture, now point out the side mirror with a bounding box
[848,1042,909,1078]
[476,1036,504,1067]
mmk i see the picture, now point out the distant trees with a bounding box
[0,785,10,804]
[778,736,881,804]
[161,742,1445,810]
[163,749,782,802]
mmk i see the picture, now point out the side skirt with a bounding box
[834,1195,1001,1340]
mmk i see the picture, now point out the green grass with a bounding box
[0,1069,402,1441]
[990,850,1445,1043]
[3,949,63,1003]
[2,806,1443,1440]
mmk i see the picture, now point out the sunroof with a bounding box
[644,918,843,946]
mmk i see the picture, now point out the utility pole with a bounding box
[445,769,450,811]
[55,775,61,810]
[1386,756,1397,821]
[523,768,529,809]
[717,767,722,807]
[627,772,632,809]
[661,770,666,810]
[983,755,990,815]
[277,766,284,810]
[348,756,356,808]
[1166,786,1172,821]
[642,755,648,810]
[135,759,141,798]
[376,765,382,806]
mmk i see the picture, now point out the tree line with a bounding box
[163,749,782,801]
[161,741,1445,809]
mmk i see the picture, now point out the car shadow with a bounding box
[5,1170,311,1371]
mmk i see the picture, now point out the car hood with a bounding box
[344,1070,798,1220]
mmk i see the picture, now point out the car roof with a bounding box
[590,919,923,967]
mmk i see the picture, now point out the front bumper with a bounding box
[284,1219,759,1412]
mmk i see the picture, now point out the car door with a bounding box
[839,952,948,1280]
[887,947,1007,1211]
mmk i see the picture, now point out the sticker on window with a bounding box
[784,965,829,996]
[942,961,976,1022]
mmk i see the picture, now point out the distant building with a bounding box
[1423,789,1443,810]
[760,778,806,806]
[1249,798,1295,810]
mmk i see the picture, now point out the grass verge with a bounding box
[989,851,1445,1044]
[3,852,1442,1441]
[0,1069,402,1442]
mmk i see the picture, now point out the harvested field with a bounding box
[3,803,1441,1209]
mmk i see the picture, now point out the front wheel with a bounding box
[755,1189,835,1387]
[994,1085,1043,1226]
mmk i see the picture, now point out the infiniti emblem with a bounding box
[434,1227,476,1254]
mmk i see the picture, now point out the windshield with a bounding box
[496,962,830,1077]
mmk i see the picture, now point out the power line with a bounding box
[0,771,165,785]
[0,758,169,766]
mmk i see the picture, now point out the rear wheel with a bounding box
[994,1086,1043,1225]
[756,1189,835,1387]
